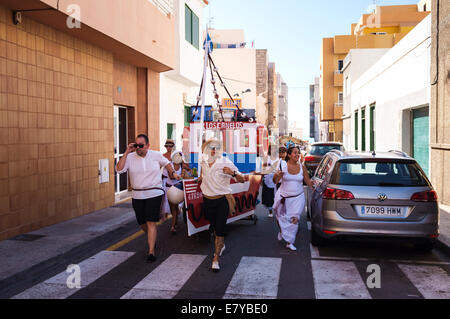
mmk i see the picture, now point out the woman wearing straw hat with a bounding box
[198,138,247,272]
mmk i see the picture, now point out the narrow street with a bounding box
[10,195,450,299]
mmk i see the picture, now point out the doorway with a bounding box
[114,106,129,195]
[412,106,429,177]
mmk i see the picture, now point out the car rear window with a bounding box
[331,160,430,187]
[310,145,342,156]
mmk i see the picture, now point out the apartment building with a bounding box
[159,0,207,151]
[0,0,176,240]
[320,3,430,142]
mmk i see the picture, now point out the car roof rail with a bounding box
[330,149,344,156]
[388,150,409,158]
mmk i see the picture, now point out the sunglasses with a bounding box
[208,146,219,150]
[133,144,145,149]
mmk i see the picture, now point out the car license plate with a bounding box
[356,206,407,218]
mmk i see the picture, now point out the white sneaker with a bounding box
[286,243,297,251]
[268,212,273,218]
[277,232,283,241]
[212,261,220,272]
[219,245,226,257]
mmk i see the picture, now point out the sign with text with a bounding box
[222,98,242,109]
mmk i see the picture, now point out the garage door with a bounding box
[412,107,429,177]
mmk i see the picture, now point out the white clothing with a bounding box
[200,157,239,197]
[263,158,276,189]
[162,163,182,214]
[116,151,170,200]
[273,161,305,244]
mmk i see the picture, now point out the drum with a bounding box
[167,182,185,205]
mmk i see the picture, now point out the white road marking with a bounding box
[311,260,371,299]
[223,256,282,299]
[309,244,320,258]
[12,251,135,299]
[398,264,450,299]
[309,245,450,265]
[121,254,206,299]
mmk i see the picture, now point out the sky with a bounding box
[204,0,421,139]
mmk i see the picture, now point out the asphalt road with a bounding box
[9,187,450,299]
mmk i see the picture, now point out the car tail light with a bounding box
[410,190,438,202]
[304,156,315,162]
[323,230,337,235]
[429,234,439,239]
[322,187,355,200]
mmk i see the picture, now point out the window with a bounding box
[354,111,359,151]
[331,160,429,187]
[370,104,376,151]
[337,60,344,73]
[338,92,343,106]
[167,123,176,142]
[184,106,191,127]
[185,5,199,49]
[361,108,366,151]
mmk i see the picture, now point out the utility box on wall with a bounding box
[99,159,109,184]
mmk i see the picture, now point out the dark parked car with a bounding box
[304,142,344,177]
[308,150,439,251]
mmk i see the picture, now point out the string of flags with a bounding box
[212,42,246,49]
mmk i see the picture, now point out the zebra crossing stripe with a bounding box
[121,254,207,299]
[12,251,135,299]
[397,264,450,299]
[311,260,371,299]
[223,257,282,299]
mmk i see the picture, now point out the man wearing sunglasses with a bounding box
[116,134,181,262]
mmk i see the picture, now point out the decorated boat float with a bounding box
[167,32,271,236]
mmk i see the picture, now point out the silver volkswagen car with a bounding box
[309,150,439,251]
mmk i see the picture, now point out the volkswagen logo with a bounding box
[378,194,388,202]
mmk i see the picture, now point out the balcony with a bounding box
[149,0,174,16]
[334,71,343,87]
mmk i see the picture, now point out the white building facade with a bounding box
[159,0,207,151]
[344,15,431,176]
[206,30,258,122]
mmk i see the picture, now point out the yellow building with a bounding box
[320,3,430,142]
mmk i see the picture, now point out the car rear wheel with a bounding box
[310,224,328,247]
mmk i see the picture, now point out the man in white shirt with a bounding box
[116,134,180,262]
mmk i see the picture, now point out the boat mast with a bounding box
[198,27,211,177]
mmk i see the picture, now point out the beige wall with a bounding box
[430,0,450,206]
[0,2,165,239]
[0,4,115,239]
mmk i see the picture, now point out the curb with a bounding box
[436,238,450,256]
[0,220,138,299]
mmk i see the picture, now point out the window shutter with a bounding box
[185,5,192,44]
[192,13,199,49]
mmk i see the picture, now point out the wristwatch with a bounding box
[232,171,237,178]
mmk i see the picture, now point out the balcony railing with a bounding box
[149,0,174,16]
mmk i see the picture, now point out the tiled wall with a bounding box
[0,5,116,240]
